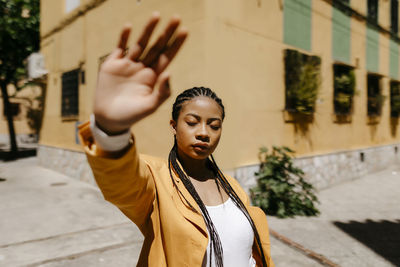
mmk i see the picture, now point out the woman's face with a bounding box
[171,96,223,160]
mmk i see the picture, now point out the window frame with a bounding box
[61,68,80,120]
[367,73,384,117]
[367,0,379,25]
[391,0,399,34]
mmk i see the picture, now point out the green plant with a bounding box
[0,0,40,157]
[391,82,400,117]
[334,66,356,115]
[367,74,385,116]
[368,94,386,116]
[285,49,321,115]
[250,146,320,218]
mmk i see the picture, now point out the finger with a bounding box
[141,15,181,66]
[151,72,171,109]
[153,28,188,74]
[105,48,124,62]
[128,12,160,61]
[117,24,132,57]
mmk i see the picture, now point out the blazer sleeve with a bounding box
[78,121,155,230]
[248,206,275,267]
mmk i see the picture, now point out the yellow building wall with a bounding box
[40,0,400,170]
[0,85,38,137]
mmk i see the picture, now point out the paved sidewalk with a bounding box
[267,164,400,267]
[0,157,399,266]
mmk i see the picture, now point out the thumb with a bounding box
[151,72,171,108]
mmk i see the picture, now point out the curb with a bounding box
[269,229,341,267]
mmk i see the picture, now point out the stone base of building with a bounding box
[234,143,400,193]
[37,145,96,186]
[38,143,400,192]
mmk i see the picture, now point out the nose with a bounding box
[195,123,210,142]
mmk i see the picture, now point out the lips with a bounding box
[192,143,209,151]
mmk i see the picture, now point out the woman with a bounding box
[79,12,274,267]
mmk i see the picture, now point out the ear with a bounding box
[170,119,177,135]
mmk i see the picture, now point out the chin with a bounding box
[190,152,210,160]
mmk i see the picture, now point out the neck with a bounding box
[176,148,213,181]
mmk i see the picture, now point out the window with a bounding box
[61,69,80,118]
[336,0,349,5]
[284,49,321,115]
[333,64,356,115]
[367,0,379,25]
[65,0,80,13]
[390,81,400,117]
[391,0,399,34]
[367,74,383,116]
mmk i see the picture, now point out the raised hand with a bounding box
[94,12,188,135]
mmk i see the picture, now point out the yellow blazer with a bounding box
[79,121,274,267]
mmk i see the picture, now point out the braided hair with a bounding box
[168,87,268,267]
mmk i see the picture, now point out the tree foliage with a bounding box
[0,0,40,158]
[0,0,40,86]
[250,146,320,218]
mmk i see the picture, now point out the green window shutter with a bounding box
[332,6,351,63]
[284,0,312,51]
[390,39,399,79]
[366,26,379,73]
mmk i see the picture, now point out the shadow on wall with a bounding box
[333,219,400,266]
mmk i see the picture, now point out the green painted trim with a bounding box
[366,26,379,73]
[390,39,399,79]
[332,6,351,63]
[283,0,312,51]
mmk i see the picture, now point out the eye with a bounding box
[210,125,221,130]
[186,121,197,126]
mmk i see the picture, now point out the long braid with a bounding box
[169,87,268,267]
[169,141,224,267]
[210,155,268,267]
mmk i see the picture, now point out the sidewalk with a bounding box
[0,157,399,266]
[267,164,400,267]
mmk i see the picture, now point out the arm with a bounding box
[80,13,188,229]
[79,121,155,229]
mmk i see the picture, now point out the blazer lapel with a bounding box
[170,171,208,236]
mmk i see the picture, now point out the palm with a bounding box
[94,13,187,134]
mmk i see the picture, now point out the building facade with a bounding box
[39,0,400,190]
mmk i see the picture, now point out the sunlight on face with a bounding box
[171,96,224,160]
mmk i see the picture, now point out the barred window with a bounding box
[367,0,379,25]
[367,74,383,116]
[391,0,399,34]
[390,81,400,117]
[61,69,80,117]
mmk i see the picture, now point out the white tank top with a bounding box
[203,198,256,267]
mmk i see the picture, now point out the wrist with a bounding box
[94,115,130,136]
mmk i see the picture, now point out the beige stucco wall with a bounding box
[0,85,40,136]
[40,0,400,170]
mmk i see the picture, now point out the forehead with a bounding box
[180,96,223,119]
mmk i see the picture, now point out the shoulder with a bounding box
[139,153,168,170]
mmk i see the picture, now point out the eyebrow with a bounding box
[185,113,222,122]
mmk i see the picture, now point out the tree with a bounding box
[0,0,40,159]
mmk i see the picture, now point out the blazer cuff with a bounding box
[89,114,131,152]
